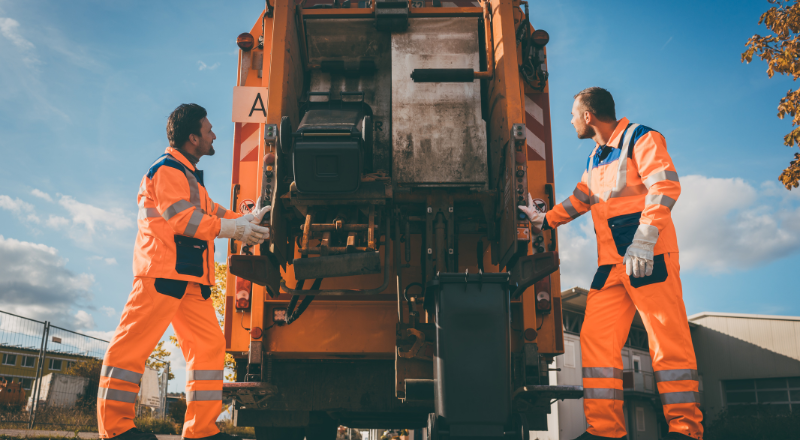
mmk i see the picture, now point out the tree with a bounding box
[743,0,800,189]
[147,340,175,380]
[65,357,103,410]
[169,262,237,380]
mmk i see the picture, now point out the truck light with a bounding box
[532,30,549,47]
[237,33,255,51]
[524,328,537,341]
[235,277,252,310]
[536,291,551,312]
[273,307,287,325]
[250,327,263,339]
[264,153,275,165]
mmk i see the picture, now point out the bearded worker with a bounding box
[519,88,702,440]
[97,104,269,440]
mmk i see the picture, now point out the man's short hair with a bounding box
[573,87,616,122]
[167,104,207,149]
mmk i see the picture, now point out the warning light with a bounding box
[237,33,255,51]
[536,291,551,312]
[235,277,252,310]
[250,327,263,340]
[532,30,550,47]
[266,165,274,172]
[273,307,287,325]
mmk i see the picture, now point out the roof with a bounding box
[688,312,800,322]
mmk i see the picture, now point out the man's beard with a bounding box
[207,145,216,156]
[576,125,595,140]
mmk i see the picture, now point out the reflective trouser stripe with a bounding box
[97,387,138,403]
[661,391,700,405]
[644,170,680,189]
[100,365,142,384]
[562,198,582,219]
[183,209,204,237]
[645,194,676,210]
[655,369,698,382]
[573,187,590,205]
[215,206,227,217]
[584,388,624,400]
[186,390,222,402]
[582,367,623,380]
[163,200,193,220]
[187,370,224,381]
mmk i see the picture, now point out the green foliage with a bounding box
[168,398,187,424]
[705,409,800,440]
[65,358,103,411]
[743,0,800,189]
[217,419,255,436]
[134,415,182,435]
[146,340,174,380]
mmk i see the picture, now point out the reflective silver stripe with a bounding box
[187,370,224,381]
[582,367,623,380]
[163,200,193,220]
[562,198,582,219]
[645,194,676,211]
[138,207,160,220]
[184,169,201,208]
[605,183,649,200]
[608,123,639,202]
[214,205,227,218]
[572,187,591,205]
[585,146,600,196]
[655,369,699,382]
[186,390,222,402]
[584,388,624,400]
[660,391,700,405]
[643,170,679,189]
[183,209,205,237]
[590,195,601,205]
[97,387,138,403]
[100,365,142,384]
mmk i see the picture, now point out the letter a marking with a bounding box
[249,93,266,117]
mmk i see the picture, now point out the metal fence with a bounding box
[0,310,170,429]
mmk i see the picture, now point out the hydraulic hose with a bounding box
[286,278,322,325]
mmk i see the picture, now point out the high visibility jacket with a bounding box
[545,117,680,265]
[134,147,241,285]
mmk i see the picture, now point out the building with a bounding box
[0,344,94,397]
[533,288,800,440]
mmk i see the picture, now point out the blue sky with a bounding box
[0,0,798,392]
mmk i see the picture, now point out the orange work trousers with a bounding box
[581,253,703,439]
[97,277,224,439]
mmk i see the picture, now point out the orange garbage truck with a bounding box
[223,1,582,439]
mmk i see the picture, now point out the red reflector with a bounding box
[535,275,552,314]
[524,328,537,341]
[237,33,255,51]
[532,29,550,47]
[235,277,252,310]
[250,327,263,340]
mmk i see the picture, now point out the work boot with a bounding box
[184,433,243,440]
[663,433,696,440]
[573,433,626,440]
[110,428,158,440]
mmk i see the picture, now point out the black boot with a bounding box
[184,432,243,440]
[663,433,696,440]
[573,432,626,440]
[110,428,158,440]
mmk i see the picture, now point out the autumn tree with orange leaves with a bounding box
[743,0,800,189]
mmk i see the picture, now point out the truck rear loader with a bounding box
[222,1,582,439]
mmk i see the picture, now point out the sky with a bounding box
[0,0,799,393]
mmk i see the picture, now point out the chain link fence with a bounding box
[0,310,170,430]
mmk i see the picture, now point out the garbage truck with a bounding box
[222,1,582,439]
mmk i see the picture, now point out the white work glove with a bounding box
[517,193,546,232]
[218,202,272,245]
[623,224,658,278]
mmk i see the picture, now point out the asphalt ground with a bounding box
[0,430,183,440]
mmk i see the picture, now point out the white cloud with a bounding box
[0,17,33,50]
[89,255,117,265]
[58,194,134,234]
[198,61,219,71]
[30,189,52,202]
[0,194,40,224]
[0,235,95,328]
[46,215,69,228]
[555,175,800,288]
[73,310,95,329]
[100,306,116,317]
[80,329,115,341]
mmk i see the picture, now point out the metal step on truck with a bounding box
[222,1,582,439]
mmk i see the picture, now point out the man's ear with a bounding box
[188,133,200,146]
[583,111,592,125]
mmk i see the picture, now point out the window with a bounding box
[21,356,35,368]
[632,355,641,373]
[636,407,646,431]
[19,378,33,390]
[724,377,800,413]
[48,359,63,371]
[1,354,16,366]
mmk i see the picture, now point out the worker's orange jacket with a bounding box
[545,117,680,265]
[134,147,240,286]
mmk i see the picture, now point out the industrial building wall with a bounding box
[689,313,800,419]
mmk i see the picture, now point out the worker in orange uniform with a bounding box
[520,88,702,440]
[97,104,269,440]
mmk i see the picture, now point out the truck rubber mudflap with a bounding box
[509,251,560,299]
[429,272,511,439]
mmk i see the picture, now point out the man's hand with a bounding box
[218,203,272,245]
[623,225,658,278]
[518,193,546,233]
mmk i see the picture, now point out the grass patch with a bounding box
[134,416,181,435]
[217,420,254,437]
